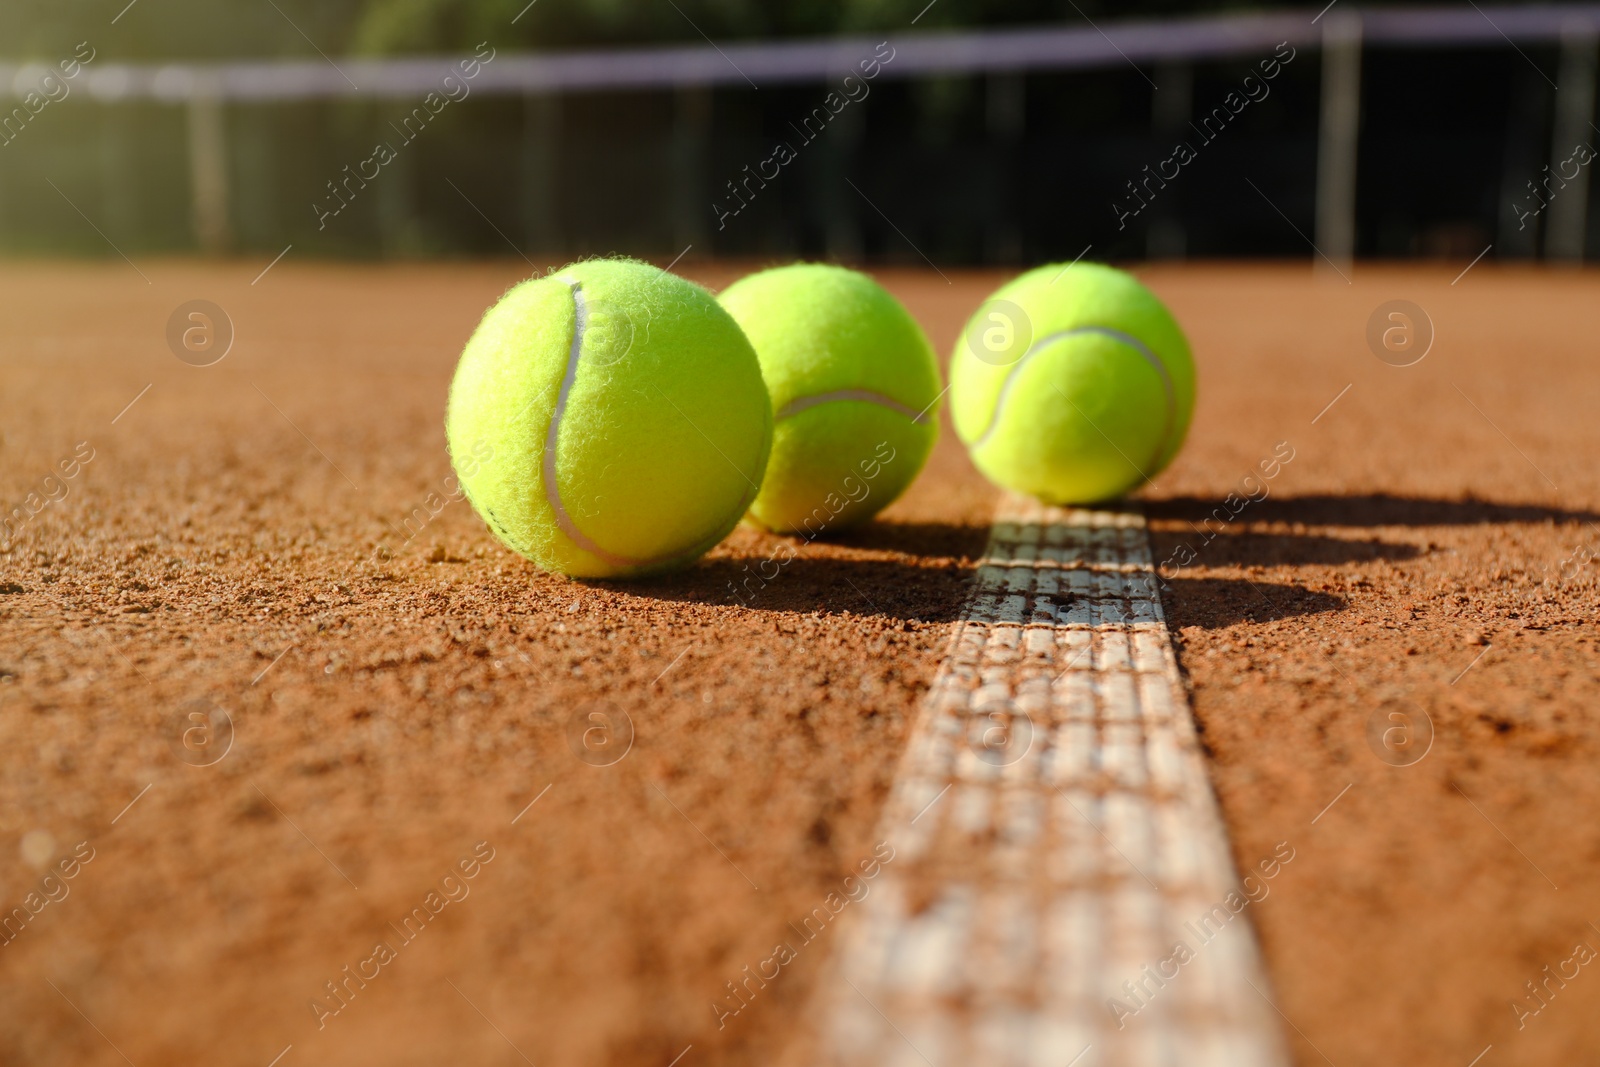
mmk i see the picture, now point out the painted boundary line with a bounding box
[813,494,1288,1066]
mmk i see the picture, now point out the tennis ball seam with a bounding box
[972,325,1178,475]
[539,278,759,573]
[775,389,934,426]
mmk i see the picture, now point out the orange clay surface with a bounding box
[1,260,1597,1066]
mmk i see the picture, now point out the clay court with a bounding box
[1,259,1596,1065]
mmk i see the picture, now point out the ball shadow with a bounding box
[825,520,993,560]
[589,491,1562,627]
[595,520,990,623]
[1148,529,1422,568]
[610,551,978,623]
[1156,574,1347,630]
[611,518,1350,630]
[1144,493,1599,529]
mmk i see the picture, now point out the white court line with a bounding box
[812,494,1288,1065]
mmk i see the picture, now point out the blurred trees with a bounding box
[0,0,368,60]
[1,0,1289,59]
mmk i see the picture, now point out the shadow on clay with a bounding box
[1148,529,1422,569]
[1155,575,1346,630]
[613,518,1346,629]
[598,520,985,624]
[1141,489,1589,629]
[1143,492,1598,529]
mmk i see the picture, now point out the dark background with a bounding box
[0,1,1588,263]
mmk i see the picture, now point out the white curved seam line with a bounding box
[972,326,1172,446]
[543,283,636,569]
[971,325,1178,477]
[541,280,758,572]
[776,388,933,425]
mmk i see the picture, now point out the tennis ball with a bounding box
[445,258,771,579]
[949,262,1194,504]
[718,264,941,535]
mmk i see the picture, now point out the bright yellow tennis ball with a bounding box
[446,259,771,578]
[718,264,941,535]
[950,263,1195,503]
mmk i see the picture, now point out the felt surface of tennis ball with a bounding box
[718,264,941,535]
[949,263,1194,504]
[446,258,771,579]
